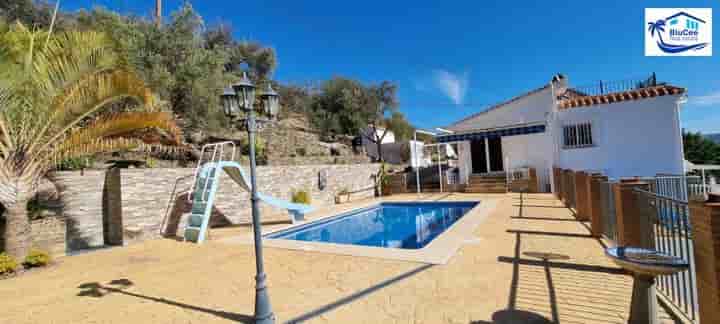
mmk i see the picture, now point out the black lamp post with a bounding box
[222,72,279,324]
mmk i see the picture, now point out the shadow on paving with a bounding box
[470,309,554,324]
[506,229,595,239]
[510,216,581,222]
[471,193,634,324]
[77,279,253,323]
[285,263,434,323]
[512,205,571,209]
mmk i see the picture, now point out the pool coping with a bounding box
[219,196,500,265]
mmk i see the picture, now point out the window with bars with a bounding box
[563,122,594,149]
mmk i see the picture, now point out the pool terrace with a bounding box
[0,193,676,323]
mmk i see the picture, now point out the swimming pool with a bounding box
[266,201,478,249]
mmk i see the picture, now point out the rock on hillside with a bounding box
[201,113,370,166]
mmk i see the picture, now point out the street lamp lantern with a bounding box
[231,72,256,110]
[221,87,239,118]
[260,83,279,119]
[220,69,278,324]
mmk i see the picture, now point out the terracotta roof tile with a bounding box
[557,85,686,109]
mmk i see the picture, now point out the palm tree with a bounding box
[647,19,666,44]
[0,23,182,260]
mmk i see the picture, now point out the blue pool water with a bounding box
[266,201,478,249]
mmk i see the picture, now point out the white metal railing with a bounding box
[445,169,459,185]
[188,141,237,202]
[508,167,530,181]
[506,167,530,192]
[653,174,707,202]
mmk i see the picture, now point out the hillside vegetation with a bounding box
[0,1,417,165]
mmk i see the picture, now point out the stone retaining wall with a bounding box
[0,215,66,256]
[52,171,107,251]
[52,163,380,251]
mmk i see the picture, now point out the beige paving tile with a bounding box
[0,193,662,323]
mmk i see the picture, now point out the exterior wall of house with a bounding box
[449,87,554,132]
[501,132,554,191]
[555,95,684,178]
[449,86,555,187]
[446,78,683,189]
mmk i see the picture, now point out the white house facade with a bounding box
[436,74,687,192]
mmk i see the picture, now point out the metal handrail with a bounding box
[188,141,237,202]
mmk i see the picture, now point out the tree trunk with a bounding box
[3,199,32,260]
[155,0,162,27]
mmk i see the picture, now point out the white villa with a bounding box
[435,74,687,192]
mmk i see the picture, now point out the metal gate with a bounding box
[636,189,698,322]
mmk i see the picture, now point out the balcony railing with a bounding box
[566,73,660,97]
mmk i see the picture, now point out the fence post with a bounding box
[553,167,562,201]
[689,195,720,324]
[575,171,590,221]
[528,168,538,193]
[589,174,608,238]
[563,169,571,207]
[613,181,650,247]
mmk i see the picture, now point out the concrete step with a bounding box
[466,185,507,190]
[469,175,506,180]
[468,177,507,184]
[466,182,507,187]
[468,181,506,187]
[464,187,507,193]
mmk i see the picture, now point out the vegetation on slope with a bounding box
[0,1,417,151]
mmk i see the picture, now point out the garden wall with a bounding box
[0,215,66,256]
[53,163,380,251]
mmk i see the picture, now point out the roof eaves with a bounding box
[447,84,550,129]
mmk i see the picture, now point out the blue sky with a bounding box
[64,1,719,133]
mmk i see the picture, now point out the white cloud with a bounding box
[692,91,720,106]
[432,70,469,105]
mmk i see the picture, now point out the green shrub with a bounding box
[0,253,18,274]
[57,156,94,171]
[291,190,311,204]
[145,156,158,168]
[23,249,51,268]
[242,138,267,165]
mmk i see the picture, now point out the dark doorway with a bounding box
[488,137,504,172]
[470,140,488,174]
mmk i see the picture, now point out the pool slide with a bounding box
[183,161,313,243]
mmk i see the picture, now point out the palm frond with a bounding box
[55,111,182,153]
[0,22,184,192]
[31,70,156,155]
[51,137,181,166]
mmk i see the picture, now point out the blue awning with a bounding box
[436,124,546,143]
